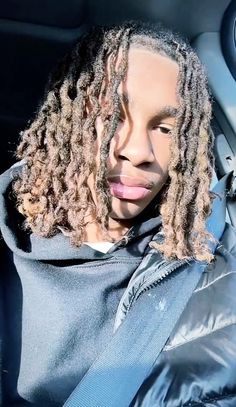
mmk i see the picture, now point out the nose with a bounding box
[114,122,155,167]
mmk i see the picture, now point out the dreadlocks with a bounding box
[13,21,215,262]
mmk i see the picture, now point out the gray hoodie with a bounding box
[0,164,162,406]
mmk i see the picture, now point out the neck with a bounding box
[83,216,132,243]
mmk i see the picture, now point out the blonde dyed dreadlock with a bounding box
[13,21,215,262]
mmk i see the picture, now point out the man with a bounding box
[0,22,236,406]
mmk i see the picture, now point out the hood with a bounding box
[0,163,162,262]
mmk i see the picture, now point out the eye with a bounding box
[115,108,125,125]
[117,105,125,123]
[152,124,172,135]
[159,126,172,135]
[118,114,125,123]
[107,107,125,123]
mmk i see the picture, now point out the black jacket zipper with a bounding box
[126,259,187,313]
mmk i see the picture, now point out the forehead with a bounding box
[120,47,179,109]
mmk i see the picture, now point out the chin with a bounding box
[109,197,150,220]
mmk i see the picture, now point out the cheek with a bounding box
[152,136,172,170]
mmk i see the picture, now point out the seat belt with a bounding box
[63,174,227,407]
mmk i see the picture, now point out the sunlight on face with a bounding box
[90,47,179,220]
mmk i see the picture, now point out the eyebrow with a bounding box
[157,106,178,120]
[118,91,178,119]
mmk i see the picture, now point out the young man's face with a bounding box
[90,47,179,220]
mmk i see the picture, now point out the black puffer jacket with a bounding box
[130,221,236,406]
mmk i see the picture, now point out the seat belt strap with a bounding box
[63,174,227,407]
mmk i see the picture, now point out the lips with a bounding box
[108,175,153,201]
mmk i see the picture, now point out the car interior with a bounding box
[0,0,235,225]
